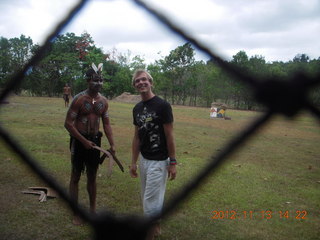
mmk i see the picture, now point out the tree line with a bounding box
[1,32,319,109]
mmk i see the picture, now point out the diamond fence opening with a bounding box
[0,0,319,239]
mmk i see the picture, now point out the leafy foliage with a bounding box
[0,33,319,109]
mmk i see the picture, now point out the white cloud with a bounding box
[0,0,319,63]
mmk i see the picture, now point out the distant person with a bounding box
[63,83,72,107]
[129,69,177,239]
[64,63,115,225]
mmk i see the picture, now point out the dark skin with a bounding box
[63,84,72,107]
[64,74,115,225]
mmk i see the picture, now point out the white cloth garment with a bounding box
[139,156,169,217]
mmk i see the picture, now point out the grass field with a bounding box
[0,96,319,240]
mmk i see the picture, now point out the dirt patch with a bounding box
[113,92,141,103]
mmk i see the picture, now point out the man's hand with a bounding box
[83,140,96,149]
[168,165,176,180]
[129,164,138,178]
[109,145,116,154]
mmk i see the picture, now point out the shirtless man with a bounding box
[64,63,115,225]
[63,83,72,107]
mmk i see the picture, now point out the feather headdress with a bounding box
[92,63,103,74]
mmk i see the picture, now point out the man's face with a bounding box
[88,74,103,92]
[133,73,153,94]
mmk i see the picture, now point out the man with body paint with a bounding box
[64,63,115,225]
[63,83,72,107]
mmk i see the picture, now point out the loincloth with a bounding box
[63,94,69,102]
[70,132,102,173]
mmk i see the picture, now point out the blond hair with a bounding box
[132,69,153,87]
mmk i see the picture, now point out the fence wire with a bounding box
[1,0,320,239]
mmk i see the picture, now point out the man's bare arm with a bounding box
[164,122,177,180]
[64,99,95,149]
[102,103,115,152]
[130,126,140,178]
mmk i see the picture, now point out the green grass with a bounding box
[0,96,319,240]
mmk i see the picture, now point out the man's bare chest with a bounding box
[79,99,105,115]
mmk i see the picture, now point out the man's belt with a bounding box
[93,146,124,172]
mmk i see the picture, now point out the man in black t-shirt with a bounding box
[130,69,177,239]
[133,95,173,160]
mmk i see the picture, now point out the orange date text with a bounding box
[211,210,308,220]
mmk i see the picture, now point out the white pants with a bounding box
[139,156,169,217]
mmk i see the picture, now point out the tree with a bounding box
[158,42,196,104]
[24,32,109,96]
[231,50,249,67]
[146,63,170,100]
[230,51,251,109]
[293,53,310,63]
[25,33,81,96]
[2,33,320,110]
[0,35,33,92]
[188,61,207,106]
[76,31,93,60]
[9,35,33,70]
[267,61,287,79]
[286,53,311,76]
[130,55,146,70]
[305,57,320,106]
[105,66,132,98]
[0,37,11,87]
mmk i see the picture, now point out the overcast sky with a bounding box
[1,0,319,63]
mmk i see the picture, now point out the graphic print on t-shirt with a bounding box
[136,107,161,152]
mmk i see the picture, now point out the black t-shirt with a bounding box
[133,96,173,160]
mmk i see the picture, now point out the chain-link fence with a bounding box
[0,0,319,239]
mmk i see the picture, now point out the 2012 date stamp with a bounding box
[211,210,308,220]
